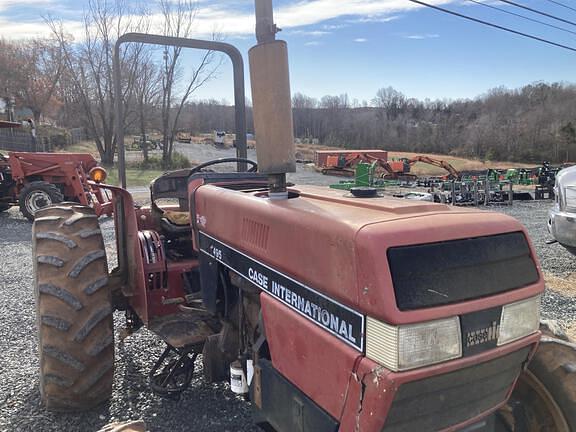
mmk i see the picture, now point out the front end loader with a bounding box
[31,2,576,431]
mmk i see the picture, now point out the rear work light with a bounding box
[498,295,541,346]
[366,316,462,372]
[89,167,108,183]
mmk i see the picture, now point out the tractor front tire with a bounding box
[33,204,114,411]
[19,181,64,221]
[505,331,576,431]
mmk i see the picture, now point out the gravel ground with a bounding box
[0,209,259,432]
[1,183,575,431]
[496,201,576,324]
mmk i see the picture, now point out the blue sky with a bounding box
[1,0,575,103]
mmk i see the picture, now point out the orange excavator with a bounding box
[367,154,461,180]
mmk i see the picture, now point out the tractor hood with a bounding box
[194,184,544,327]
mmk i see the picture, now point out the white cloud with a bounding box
[354,37,368,42]
[152,0,455,38]
[290,30,331,37]
[350,15,400,23]
[404,33,440,39]
[322,23,348,30]
[304,41,323,46]
[0,0,53,12]
[0,17,84,40]
[0,0,457,40]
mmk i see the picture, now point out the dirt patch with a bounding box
[568,323,576,341]
[545,273,576,297]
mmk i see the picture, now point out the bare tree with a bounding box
[0,39,63,122]
[158,0,222,168]
[47,0,149,165]
[133,58,161,162]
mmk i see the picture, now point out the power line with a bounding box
[468,0,576,36]
[497,0,576,27]
[406,0,576,52]
[542,0,576,14]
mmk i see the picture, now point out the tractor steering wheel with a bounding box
[189,158,258,174]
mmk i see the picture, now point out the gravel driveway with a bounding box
[0,209,259,432]
[0,185,574,431]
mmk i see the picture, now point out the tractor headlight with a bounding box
[498,296,541,346]
[564,186,576,210]
[366,316,462,372]
[89,167,108,183]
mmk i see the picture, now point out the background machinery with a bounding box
[371,154,461,181]
[0,150,111,220]
[30,3,576,432]
[314,149,388,176]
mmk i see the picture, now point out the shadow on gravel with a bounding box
[0,211,32,241]
[3,386,113,432]
[112,335,259,432]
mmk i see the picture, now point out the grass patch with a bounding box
[63,140,100,156]
[107,168,164,187]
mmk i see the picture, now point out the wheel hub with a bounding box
[508,370,570,432]
[25,190,52,215]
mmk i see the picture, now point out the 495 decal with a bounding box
[199,232,365,351]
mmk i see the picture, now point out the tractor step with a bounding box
[149,343,202,399]
[148,311,220,349]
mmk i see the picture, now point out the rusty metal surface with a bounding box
[0,121,21,129]
[148,312,219,349]
[249,40,296,175]
[195,183,545,326]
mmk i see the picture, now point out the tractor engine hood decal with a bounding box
[199,231,365,351]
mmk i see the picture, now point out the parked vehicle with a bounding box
[548,165,576,254]
[0,151,112,220]
[130,135,162,151]
[176,131,192,143]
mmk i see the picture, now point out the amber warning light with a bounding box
[89,167,108,183]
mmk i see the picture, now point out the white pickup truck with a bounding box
[549,165,576,254]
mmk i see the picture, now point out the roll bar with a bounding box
[113,32,248,188]
[112,33,248,279]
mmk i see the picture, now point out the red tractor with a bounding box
[0,148,112,220]
[30,7,576,432]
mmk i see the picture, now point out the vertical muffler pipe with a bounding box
[249,0,296,199]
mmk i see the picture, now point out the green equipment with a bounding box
[506,168,534,186]
[329,162,393,191]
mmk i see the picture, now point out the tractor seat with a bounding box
[163,210,191,226]
[150,169,194,236]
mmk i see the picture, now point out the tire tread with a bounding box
[33,204,113,411]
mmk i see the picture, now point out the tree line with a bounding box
[290,85,576,164]
[1,0,575,165]
[170,83,576,164]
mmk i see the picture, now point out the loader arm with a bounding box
[364,154,403,179]
[408,155,461,179]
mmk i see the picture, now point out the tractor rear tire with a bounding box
[19,181,64,221]
[33,204,114,411]
[505,331,576,431]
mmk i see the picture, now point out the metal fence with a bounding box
[0,127,88,153]
[0,128,36,152]
[69,127,87,145]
